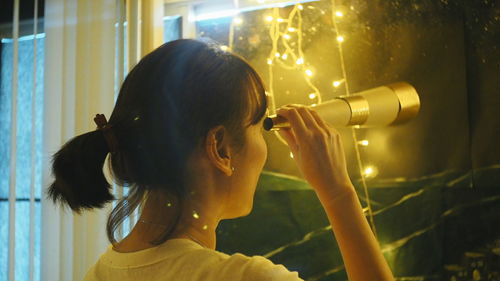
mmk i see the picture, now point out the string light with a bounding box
[305,69,313,77]
[267,58,273,65]
[288,27,296,32]
[265,15,274,22]
[335,11,343,17]
[332,80,344,87]
[192,210,200,219]
[290,152,294,158]
[220,45,229,51]
[283,34,291,40]
[363,166,379,178]
[297,4,303,10]
[281,53,288,59]
[358,140,369,146]
[233,17,243,25]
[296,57,304,65]
[277,18,285,23]
[336,35,345,42]
[309,93,317,99]
[275,52,281,57]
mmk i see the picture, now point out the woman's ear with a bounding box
[205,126,233,176]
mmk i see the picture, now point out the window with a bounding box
[0,33,44,281]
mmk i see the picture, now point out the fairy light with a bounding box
[283,34,291,40]
[363,166,379,178]
[332,80,343,87]
[290,152,294,158]
[275,52,281,57]
[336,35,345,42]
[309,93,317,99]
[288,27,296,32]
[220,45,229,51]
[281,53,288,59]
[265,15,274,22]
[202,225,208,230]
[297,4,303,10]
[192,210,200,219]
[233,17,243,25]
[335,11,343,17]
[305,69,313,77]
[277,18,285,23]
[267,58,273,65]
[358,140,369,146]
[296,57,304,64]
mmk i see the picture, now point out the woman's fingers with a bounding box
[276,106,307,139]
[277,128,298,154]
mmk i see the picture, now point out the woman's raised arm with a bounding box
[276,105,394,281]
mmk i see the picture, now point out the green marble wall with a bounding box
[217,168,500,280]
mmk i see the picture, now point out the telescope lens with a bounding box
[263,117,274,131]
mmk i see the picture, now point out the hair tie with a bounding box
[94,114,119,153]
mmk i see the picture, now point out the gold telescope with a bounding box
[264,82,421,131]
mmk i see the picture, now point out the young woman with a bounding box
[48,39,394,281]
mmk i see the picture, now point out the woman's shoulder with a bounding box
[213,252,304,281]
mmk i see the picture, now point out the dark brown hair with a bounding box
[47,39,268,244]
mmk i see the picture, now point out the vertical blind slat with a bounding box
[116,0,126,240]
[8,0,20,281]
[29,0,40,280]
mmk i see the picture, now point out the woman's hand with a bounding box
[276,104,353,199]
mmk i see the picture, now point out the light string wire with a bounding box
[330,0,377,237]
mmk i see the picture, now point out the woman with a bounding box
[48,39,394,281]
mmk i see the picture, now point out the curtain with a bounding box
[42,0,116,280]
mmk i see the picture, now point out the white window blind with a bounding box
[0,0,44,280]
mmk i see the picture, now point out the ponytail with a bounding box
[47,130,115,213]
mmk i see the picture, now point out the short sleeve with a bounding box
[215,253,304,281]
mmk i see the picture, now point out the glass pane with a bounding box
[0,41,13,199]
[164,16,182,43]
[0,201,8,281]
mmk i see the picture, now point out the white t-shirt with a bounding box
[83,238,304,281]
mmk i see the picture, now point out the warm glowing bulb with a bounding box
[305,69,313,77]
[364,167,373,175]
[309,93,316,99]
[265,16,274,22]
[275,52,281,57]
[202,225,208,230]
[337,35,345,42]
[283,34,291,40]
[233,17,243,24]
[290,152,294,158]
[298,4,304,10]
[192,211,200,219]
[359,140,369,146]
[363,166,379,178]
[267,58,273,65]
[288,27,296,32]
[277,18,285,23]
[333,80,343,87]
[296,57,304,64]
[281,53,288,60]
[220,45,229,51]
[335,11,344,17]
[312,103,317,107]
